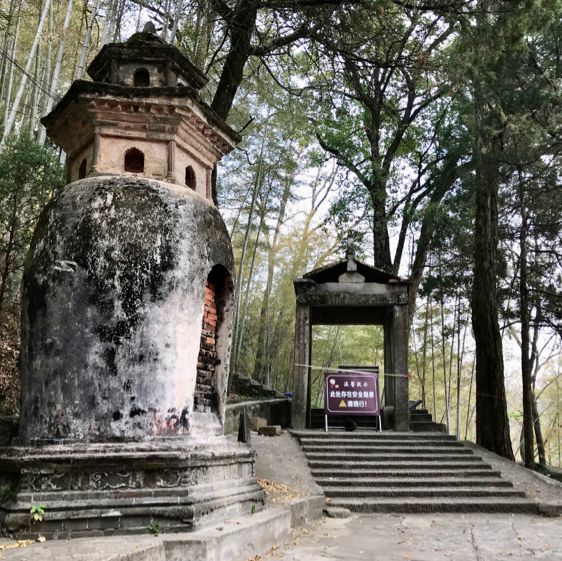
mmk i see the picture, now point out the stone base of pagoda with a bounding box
[0,437,264,538]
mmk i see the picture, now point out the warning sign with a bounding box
[324,371,380,416]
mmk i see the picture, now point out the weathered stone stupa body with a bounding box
[0,28,263,537]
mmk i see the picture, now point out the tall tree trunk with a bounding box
[0,0,18,100]
[430,310,437,422]
[253,174,292,384]
[100,0,116,46]
[530,309,546,466]
[40,0,53,119]
[421,297,430,407]
[465,359,475,440]
[74,0,100,80]
[369,179,392,271]
[518,169,534,468]
[1,0,52,148]
[455,292,462,440]
[210,0,257,121]
[230,153,263,378]
[438,256,450,432]
[29,44,42,139]
[234,176,275,370]
[112,0,125,41]
[471,95,514,460]
[447,293,457,431]
[3,10,20,128]
[234,212,263,372]
[160,0,171,41]
[208,0,258,205]
[170,0,185,45]
[38,0,74,144]
[407,156,462,323]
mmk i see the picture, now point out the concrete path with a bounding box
[261,513,562,561]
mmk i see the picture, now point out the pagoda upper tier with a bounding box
[41,27,239,201]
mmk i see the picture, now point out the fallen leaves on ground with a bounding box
[0,540,34,552]
[247,544,279,561]
[257,479,304,504]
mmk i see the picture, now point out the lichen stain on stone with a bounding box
[19,176,234,443]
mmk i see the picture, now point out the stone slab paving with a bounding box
[0,534,164,561]
[261,513,562,561]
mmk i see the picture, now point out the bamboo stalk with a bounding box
[74,0,100,80]
[2,11,20,128]
[38,0,74,145]
[1,0,52,148]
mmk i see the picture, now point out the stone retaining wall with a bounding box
[224,399,291,435]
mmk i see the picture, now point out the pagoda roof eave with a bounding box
[41,80,241,147]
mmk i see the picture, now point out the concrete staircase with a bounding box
[293,431,538,514]
[409,407,447,432]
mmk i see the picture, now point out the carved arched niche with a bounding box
[185,166,196,190]
[124,147,144,173]
[194,265,233,423]
[133,67,150,87]
[78,158,87,179]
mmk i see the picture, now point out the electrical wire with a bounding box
[0,46,61,102]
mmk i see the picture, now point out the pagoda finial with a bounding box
[143,21,157,34]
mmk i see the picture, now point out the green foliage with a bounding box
[30,503,46,522]
[0,137,64,310]
[0,138,64,415]
[310,325,384,408]
[147,521,161,535]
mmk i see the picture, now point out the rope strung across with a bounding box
[294,363,410,378]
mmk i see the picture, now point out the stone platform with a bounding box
[0,437,264,538]
[0,430,324,561]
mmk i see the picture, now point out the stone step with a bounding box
[190,411,222,436]
[299,438,464,448]
[308,460,491,470]
[292,431,455,441]
[410,421,447,432]
[325,497,538,514]
[311,468,501,478]
[301,445,472,454]
[322,486,525,498]
[305,452,481,462]
[295,431,533,515]
[411,408,429,415]
[409,413,432,422]
[315,477,513,488]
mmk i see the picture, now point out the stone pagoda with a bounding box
[0,25,263,537]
